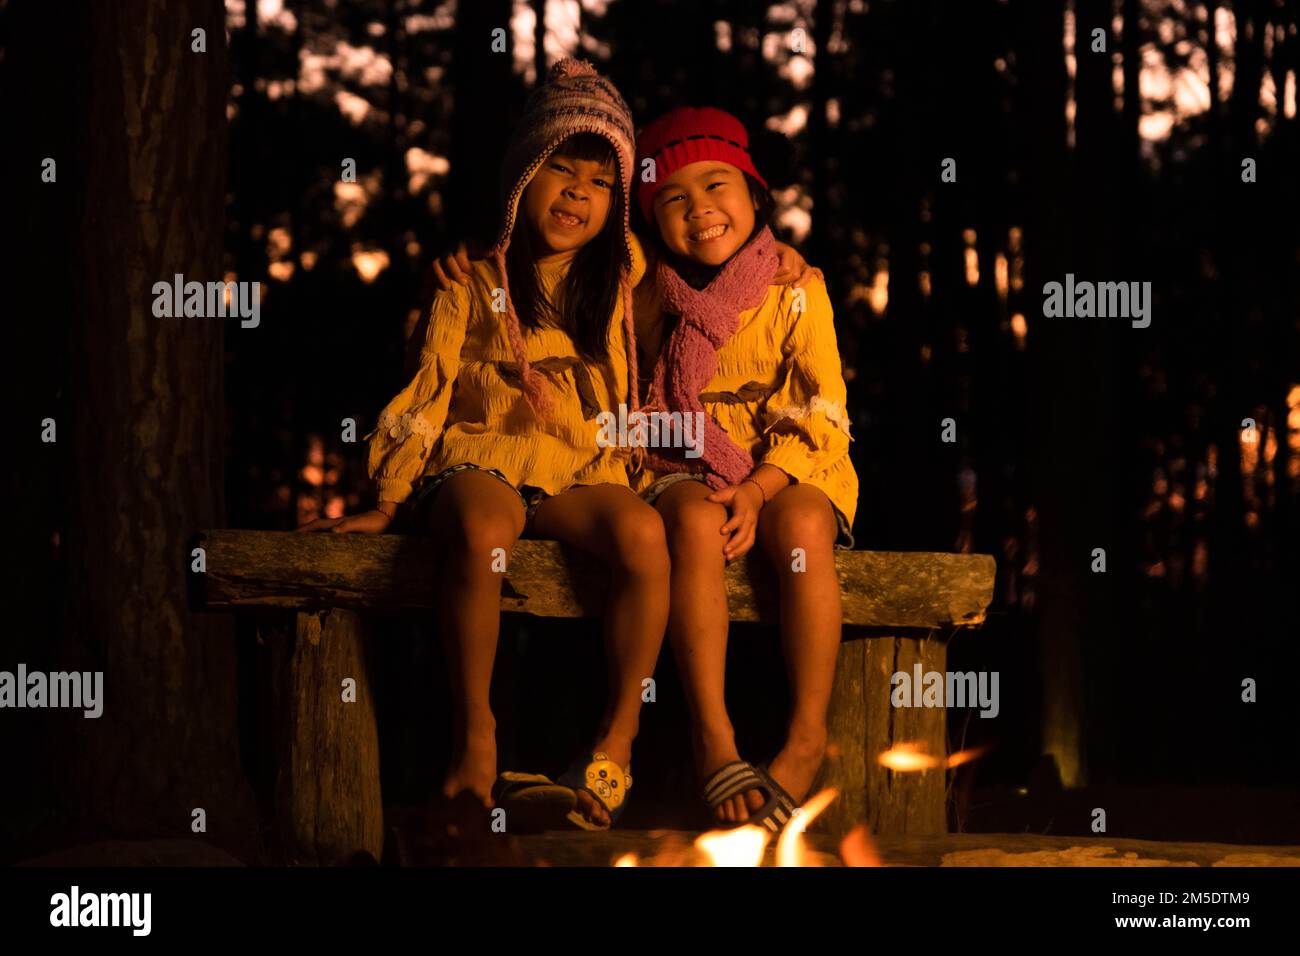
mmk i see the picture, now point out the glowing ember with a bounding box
[878,742,941,772]
[945,745,991,769]
[613,853,638,867]
[878,743,990,772]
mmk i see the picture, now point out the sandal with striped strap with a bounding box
[701,760,798,834]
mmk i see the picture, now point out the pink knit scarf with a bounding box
[644,226,779,489]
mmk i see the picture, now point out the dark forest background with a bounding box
[2,0,1297,862]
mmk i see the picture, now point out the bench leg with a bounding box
[269,609,384,865]
[816,631,948,839]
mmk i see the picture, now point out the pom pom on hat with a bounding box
[550,57,597,80]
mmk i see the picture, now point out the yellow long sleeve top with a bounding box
[367,239,645,504]
[633,274,859,527]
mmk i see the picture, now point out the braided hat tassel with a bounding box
[492,246,554,418]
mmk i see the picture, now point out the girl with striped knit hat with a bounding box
[301,60,665,831]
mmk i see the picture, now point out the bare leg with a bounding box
[426,471,526,807]
[655,480,765,825]
[529,483,670,825]
[756,483,840,809]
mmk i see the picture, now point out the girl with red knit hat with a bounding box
[634,106,859,833]
[301,60,666,831]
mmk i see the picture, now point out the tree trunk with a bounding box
[808,0,836,273]
[0,0,80,845]
[447,0,519,242]
[1068,0,1121,785]
[534,0,548,84]
[1014,0,1090,788]
[1205,0,1221,151]
[1121,0,1142,170]
[1229,0,1266,152]
[54,0,257,857]
[1267,0,1292,136]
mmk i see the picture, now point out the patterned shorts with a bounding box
[397,463,548,531]
[640,472,856,550]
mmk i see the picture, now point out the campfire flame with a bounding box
[775,787,837,867]
[613,742,984,866]
[696,825,771,867]
[616,788,840,867]
[840,824,883,867]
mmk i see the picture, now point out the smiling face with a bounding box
[518,148,617,261]
[650,161,759,267]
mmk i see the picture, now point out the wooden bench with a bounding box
[196,529,995,865]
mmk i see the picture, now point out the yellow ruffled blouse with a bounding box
[633,274,859,528]
[367,239,645,504]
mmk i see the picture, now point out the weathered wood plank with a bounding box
[197,530,995,629]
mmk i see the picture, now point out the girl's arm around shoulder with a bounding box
[779,272,843,358]
[781,272,849,405]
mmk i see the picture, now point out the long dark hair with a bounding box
[647,173,776,291]
[504,133,623,363]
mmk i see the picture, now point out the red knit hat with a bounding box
[635,107,768,223]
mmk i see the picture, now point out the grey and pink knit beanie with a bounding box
[488,58,639,417]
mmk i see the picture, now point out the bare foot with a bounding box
[570,733,634,828]
[694,725,765,826]
[765,727,828,813]
[442,730,496,809]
